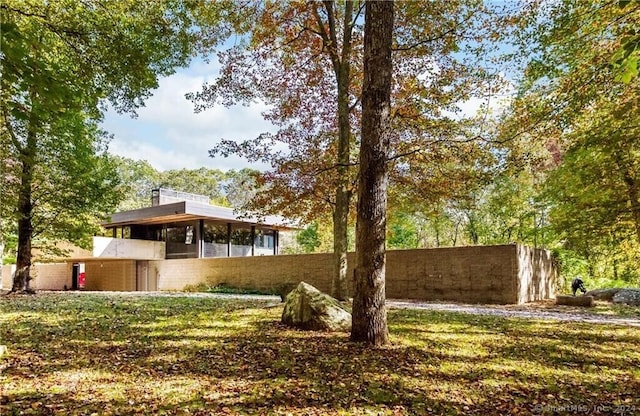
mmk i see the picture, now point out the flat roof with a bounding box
[103,201,297,230]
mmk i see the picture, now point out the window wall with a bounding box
[106,220,279,258]
[130,224,164,241]
[254,229,275,256]
[165,221,199,259]
[203,222,229,257]
[230,226,253,257]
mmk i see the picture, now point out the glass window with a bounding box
[203,222,228,257]
[130,224,163,241]
[203,223,228,244]
[165,222,198,259]
[230,226,252,257]
[231,228,252,246]
[254,229,275,255]
[166,226,186,243]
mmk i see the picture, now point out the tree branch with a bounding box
[392,12,475,52]
[1,106,25,153]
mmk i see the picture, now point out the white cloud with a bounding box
[101,65,275,172]
[108,140,200,171]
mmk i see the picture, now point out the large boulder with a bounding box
[584,288,623,301]
[612,289,640,306]
[281,282,351,332]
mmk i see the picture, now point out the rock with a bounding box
[556,295,594,307]
[583,288,640,305]
[612,289,640,306]
[584,288,623,301]
[0,345,7,357]
[281,282,351,331]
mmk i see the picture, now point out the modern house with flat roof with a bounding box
[1,188,558,302]
[98,188,296,260]
[1,191,558,303]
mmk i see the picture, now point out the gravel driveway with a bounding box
[387,299,640,327]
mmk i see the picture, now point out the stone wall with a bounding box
[75,244,557,304]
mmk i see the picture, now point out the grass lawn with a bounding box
[1,293,638,415]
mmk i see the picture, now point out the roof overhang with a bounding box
[102,201,298,230]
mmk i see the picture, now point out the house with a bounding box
[1,188,558,303]
[97,188,296,260]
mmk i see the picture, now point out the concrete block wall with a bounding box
[516,245,558,303]
[1,265,12,290]
[1,263,70,291]
[151,253,343,294]
[32,263,71,290]
[78,244,557,304]
[84,260,136,291]
[385,245,519,303]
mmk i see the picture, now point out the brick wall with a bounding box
[79,244,557,304]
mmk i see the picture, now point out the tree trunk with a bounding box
[332,52,352,301]
[622,169,640,244]
[332,196,349,300]
[328,0,354,301]
[12,115,37,293]
[351,0,394,346]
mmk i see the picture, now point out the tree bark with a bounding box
[351,0,393,346]
[612,150,640,245]
[622,169,640,244]
[326,0,353,301]
[332,45,352,301]
[12,115,37,293]
[332,195,349,300]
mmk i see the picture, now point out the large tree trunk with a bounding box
[12,117,37,293]
[351,0,394,346]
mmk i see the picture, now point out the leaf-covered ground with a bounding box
[1,293,638,415]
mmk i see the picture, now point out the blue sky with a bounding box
[100,58,276,172]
